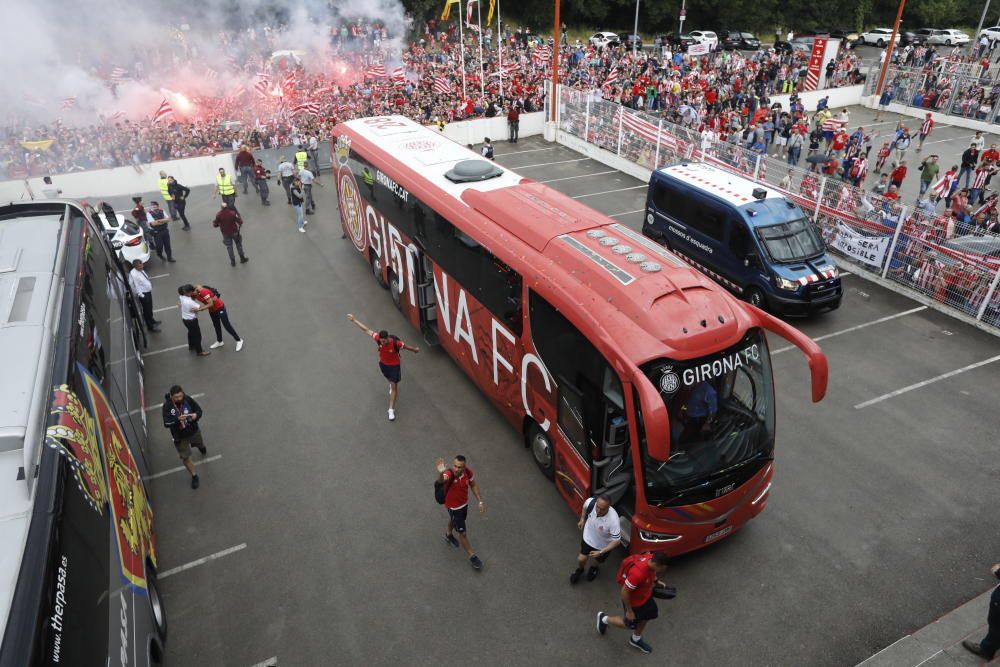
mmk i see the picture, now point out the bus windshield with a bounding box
[641,330,775,506]
[756,218,825,262]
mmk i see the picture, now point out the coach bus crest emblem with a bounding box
[335,135,352,166]
[45,384,108,513]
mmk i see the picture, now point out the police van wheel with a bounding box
[371,252,387,288]
[147,562,167,643]
[389,272,402,310]
[527,423,555,480]
[745,287,766,310]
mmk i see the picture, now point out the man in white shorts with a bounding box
[570,494,622,584]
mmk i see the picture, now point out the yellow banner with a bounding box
[20,139,55,152]
[441,0,460,20]
[487,0,496,26]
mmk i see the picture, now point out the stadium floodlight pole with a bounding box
[632,0,641,58]
[459,2,468,100]
[873,0,906,100]
[551,0,561,122]
[477,0,485,99]
[971,0,993,55]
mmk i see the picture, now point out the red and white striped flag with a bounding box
[151,98,174,124]
[433,76,452,94]
[61,97,77,110]
[531,46,551,65]
[291,103,320,116]
[366,63,387,78]
[490,63,519,78]
[604,67,619,87]
[391,67,406,83]
[110,67,128,81]
[205,67,219,80]
[466,0,476,24]
[283,71,297,91]
[107,111,125,123]
[230,83,246,98]
[254,75,271,98]
[226,55,240,70]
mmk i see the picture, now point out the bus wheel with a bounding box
[389,272,402,310]
[527,424,555,479]
[745,287,766,310]
[147,563,167,643]
[371,252,387,288]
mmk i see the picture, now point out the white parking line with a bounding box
[921,132,980,147]
[153,304,178,313]
[145,455,223,480]
[141,393,206,414]
[609,208,646,218]
[494,146,556,156]
[772,306,927,355]
[249,657,278,667]
[148,273,170,279]
[854,353,1000,409]
[539,169,617,184]
[143,343,189,357]
[159,543,247,579]
[572,185,646,199]
[514,158,591,169]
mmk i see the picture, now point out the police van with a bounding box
[642,162,842,315]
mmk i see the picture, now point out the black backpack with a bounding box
[204,285,221,298]
[434,476,452,504]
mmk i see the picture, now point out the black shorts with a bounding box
[622,596,659,627]
[447,505,468,533]
[579,539,609,563]
[379,362,401,384]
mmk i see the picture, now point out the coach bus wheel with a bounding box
[389,272,402,310]
[527,424,555,479]
[371,253,387,288]
[147,562,167,643]
[745,287,766,310]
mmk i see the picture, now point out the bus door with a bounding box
[413,247,440,345]
[590,368,632,508]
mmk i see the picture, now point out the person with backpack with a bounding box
[193,284,243,351]
[570,494,622,584]
[481,137,494,160]
[596,551,671,654]
[346,314,420,421]
[435,455,484,570]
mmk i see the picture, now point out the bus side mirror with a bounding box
[755,310,829,402]
[631,369,671,461]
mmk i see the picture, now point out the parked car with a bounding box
[860,28,896,46]
[774,38,813,55]
[589,31,620,48]
[687,30,719,49]
[618,33,643,49]
[660,32,696,49]
[979,25,1000,42]
[829,28,860,44]
[927,29,970,46]
[718,30,761,50]
[910,28,937,44]
[91,204,151,265]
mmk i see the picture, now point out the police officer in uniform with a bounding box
[214,167,238,214]
[158,170,177,220]
[147,201,175,263]
[167,176,192,230]
[295,145,310,171]
[362,166,376,201]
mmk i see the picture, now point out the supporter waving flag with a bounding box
[433,76,453,94]
[151,99,174,124]
[366,63,387,78]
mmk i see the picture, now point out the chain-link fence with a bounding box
[553,85,1000,332]
[867,64,1000,126]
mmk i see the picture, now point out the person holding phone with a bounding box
[162,385,207,489]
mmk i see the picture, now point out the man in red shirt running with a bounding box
[597,551,670,654]
[346,314,419,421]
[435,455,484,570]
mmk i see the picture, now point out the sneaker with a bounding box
[387,408,395,421]
[629,637,652,654]
[596,612,608,636]
[240,256,249,263]
[469,555,483,570]
[299,228,306,233]
[191,475,200,489]
[210,341,225,349]
[197,445,207,455]
[197,351,211,357]
[962,641,985,657]
[303,220,309,226]
[236,339,244,352]
[445,533,460,548]
[167,258,177,263]
[570,568,584,585]
[230,260,236,267]
[585,566,599,581]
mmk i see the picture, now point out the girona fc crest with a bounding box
[339,169,367,252]
[45,384,108,513]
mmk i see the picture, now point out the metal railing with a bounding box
[552,85,1000,332]
[867,64,1000,126]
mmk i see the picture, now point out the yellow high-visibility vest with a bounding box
[295,150,309,169]
[158,177,173,201]
[216,174,235,195]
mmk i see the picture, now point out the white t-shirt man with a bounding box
[179,295,201,320]
[582,497,622,549]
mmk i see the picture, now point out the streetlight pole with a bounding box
[551,0,561,122]
[971,0,993,55]
[678,0,686,37]
[632,0,641,59]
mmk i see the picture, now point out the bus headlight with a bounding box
[775,276,799,291]
[638,529,683,543]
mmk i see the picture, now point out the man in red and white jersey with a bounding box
[596,551,670,654]
[347,314,420,421]
[435,456,485,570]
[917,112,935,152]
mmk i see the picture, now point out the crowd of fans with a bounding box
[2,15,864,180]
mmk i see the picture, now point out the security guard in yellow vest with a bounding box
[214,168,238,213]
[158,170,177,220]
[295,146,309,170]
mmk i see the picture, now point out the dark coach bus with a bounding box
[0,202,165,666]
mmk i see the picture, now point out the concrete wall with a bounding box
[437,112,546,146]
[770,84,865,112]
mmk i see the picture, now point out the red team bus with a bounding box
[334,116,828,555]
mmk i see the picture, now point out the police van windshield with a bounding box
[641,330,775,506]
[757,218,825,262]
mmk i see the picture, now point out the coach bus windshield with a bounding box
[641,330,775,506]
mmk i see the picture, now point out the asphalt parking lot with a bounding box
[119,131,1000,667]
